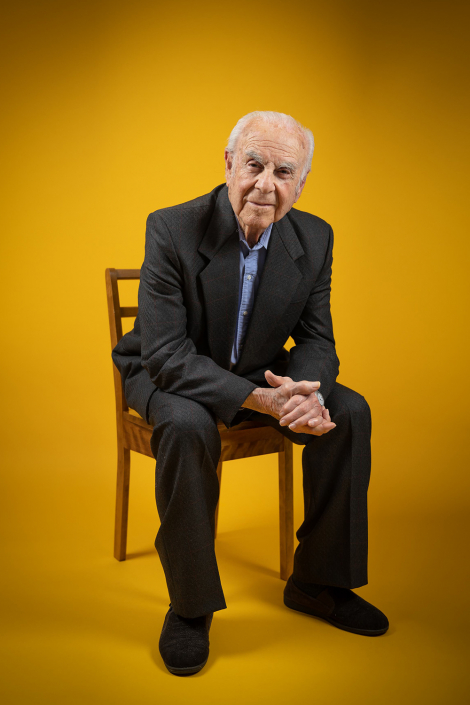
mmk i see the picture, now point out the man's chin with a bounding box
[240,209,274,231]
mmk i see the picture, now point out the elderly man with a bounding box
[112,110,388,676]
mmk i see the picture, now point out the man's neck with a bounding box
[237,219,268,249]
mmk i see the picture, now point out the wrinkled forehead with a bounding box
[237,120,307,164]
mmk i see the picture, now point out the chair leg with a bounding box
[278,439,294,580]
[214,460,223,538]
[114,445,130,561]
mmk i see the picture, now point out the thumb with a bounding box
[264,369,284,387]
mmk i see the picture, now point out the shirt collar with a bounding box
[236,218,273,252]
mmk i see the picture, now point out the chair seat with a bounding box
[122,410,285,462]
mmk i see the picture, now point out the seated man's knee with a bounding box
[329,384,371,422]
[149,390,219,444]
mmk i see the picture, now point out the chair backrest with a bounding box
[105,268,140,416]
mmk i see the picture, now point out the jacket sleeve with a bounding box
[285,225,340,401]
[139,212,257,427]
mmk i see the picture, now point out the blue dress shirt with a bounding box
[230,219,273,368]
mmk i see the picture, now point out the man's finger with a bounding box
[280,407,322,426]
[280,394,309,416]
[309,419,336,434]
[288,380,320,398]
[307,415,324,428]
[279,401,323,426]
[288,420,336,436]
[265,370,293,388]
[281,391,321,416]
[286,412,323,430]
[310,422,336,436]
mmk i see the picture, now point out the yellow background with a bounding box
[1,0,469,702]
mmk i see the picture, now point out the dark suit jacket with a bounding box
[112,184,340,428]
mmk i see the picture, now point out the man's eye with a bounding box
[248,162,261,168]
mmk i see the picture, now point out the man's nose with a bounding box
[255,168,275,193]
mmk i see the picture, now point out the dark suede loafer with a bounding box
[159,605,213,676]
[284,576,389,636]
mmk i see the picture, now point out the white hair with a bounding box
[226,110,315,186]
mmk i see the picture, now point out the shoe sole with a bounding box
[284,596,388,636]
[163,656,209,676]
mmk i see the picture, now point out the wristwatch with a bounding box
[315,391,324,406]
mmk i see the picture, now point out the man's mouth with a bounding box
[248,201,275,208]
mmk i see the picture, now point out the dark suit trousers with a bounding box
[147,382,371,618]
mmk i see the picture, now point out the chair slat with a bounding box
[120,306,139,318]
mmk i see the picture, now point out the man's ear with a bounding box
[224,149,233,183]
[294,173,308,203]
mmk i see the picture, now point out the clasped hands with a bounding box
[243,370,336,437]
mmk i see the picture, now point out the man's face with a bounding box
[225,120,308,237]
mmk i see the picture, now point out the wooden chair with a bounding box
[105,268,294,580]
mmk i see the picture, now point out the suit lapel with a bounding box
[198,187,239,368]
[234,215,304,375]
